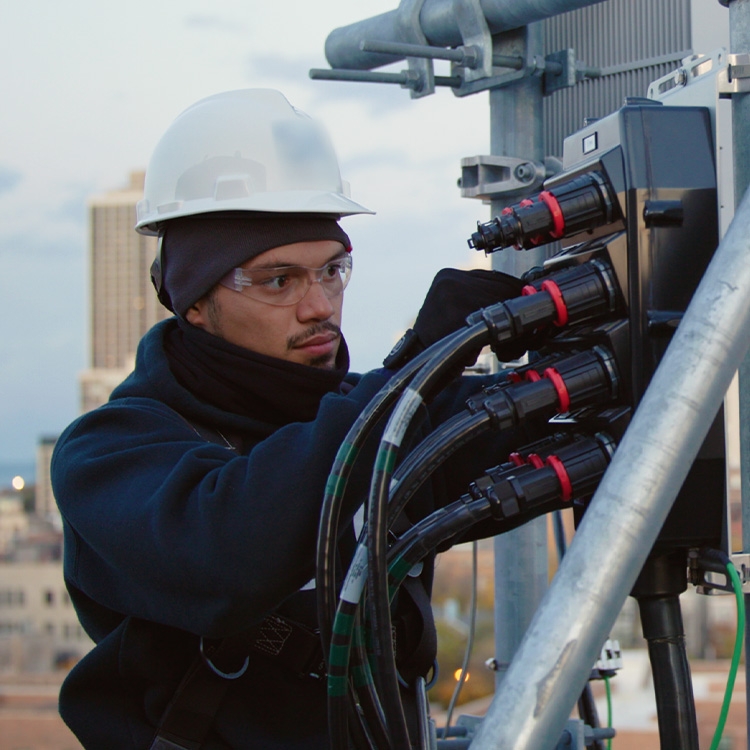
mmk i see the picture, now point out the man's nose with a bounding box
[297,277,335,319]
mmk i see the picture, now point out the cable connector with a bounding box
[468,170,618,253]
[595,639,623,675]
[475,348,619,433]
[472,434,614,521]
[466,259,620,359]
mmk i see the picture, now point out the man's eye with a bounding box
[262,274,290,291]
[325,262,344,278]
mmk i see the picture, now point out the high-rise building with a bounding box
[79,171,169,414]
[34,436,58,522]
[40,172,169,522]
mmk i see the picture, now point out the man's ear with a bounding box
[185,299,209,330]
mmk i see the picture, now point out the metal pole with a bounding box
[489,22,550,687]
[470,183,750,749]
[726,1,750,745]
[324,0,605,71]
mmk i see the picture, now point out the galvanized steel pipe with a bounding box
[470,183,750,748]
[325,0,607,70]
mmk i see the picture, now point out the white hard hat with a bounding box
[136,89,373,235]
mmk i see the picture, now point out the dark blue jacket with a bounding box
[52,319,516,749]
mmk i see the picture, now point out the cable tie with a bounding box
[539,191,565,238]
[540,280,568,327]
[546,455,573,502]
[544,367,570,412]
[481,307,501,346]
[527,453,545,469]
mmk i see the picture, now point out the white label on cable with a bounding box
[382,388,423,447]
[353,504,365,538]
[340,543,368,604]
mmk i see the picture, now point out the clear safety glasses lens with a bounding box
[219,255,352,307]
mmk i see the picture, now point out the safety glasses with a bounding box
[219,254,352,307]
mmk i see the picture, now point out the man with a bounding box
[52,89,523,749]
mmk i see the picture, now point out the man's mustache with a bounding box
[286,321,341,350]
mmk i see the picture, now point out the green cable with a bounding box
[709,559,745,750]
[604,675,612,750]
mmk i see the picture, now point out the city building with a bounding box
[0,172,164,681]
[79,170,167,414]
[32,171,166,530]
[0,563,91,673]
[35,436,58,524]
[0,492,29,559]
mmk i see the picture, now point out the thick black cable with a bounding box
[321,329,474,750]
[349,605,391,750]
[633,553,698,750]
[355,270,613,742]
[368,345,616,742]
[388,410,490,526]
[388,346,618,534]
[316,328,470,662]
[326,261,618,747]
[366,323,491,747]
[637,593,698,749]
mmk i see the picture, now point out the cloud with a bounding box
[0,227,83,262]
[0,238,84,463]
[245,52,411,117]
[308,77,411,117]
[0,166,21,195]
[54,183,93,226]
[183,14,247,34]
[245,53,319,87]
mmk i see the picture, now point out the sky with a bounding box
[0,0,494,484]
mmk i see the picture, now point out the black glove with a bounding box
[383,268,525,369]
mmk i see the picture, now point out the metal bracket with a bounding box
[647,49,731,99]
[687,548,742,595]
[544,49,578,94]
[719,52,750,95]
[453,25,533,97]
[395,0,434,98]
[453,0,493,83]
[459,154,546,201]
[730,552,750,592]
[554,719,616,749]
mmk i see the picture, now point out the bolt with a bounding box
[515,163,535,182]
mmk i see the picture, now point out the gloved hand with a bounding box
[383,268,525,369]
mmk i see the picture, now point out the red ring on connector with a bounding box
[502,206,513,215]
[541,280,568,327]
[544,367,570,412]
[525,369,541,382]
[527,453,545,469]
[509,452,525,466]
[522,284,538,296]
[519,199,534,208]
[538,191,565,238]
[546,455,573,501]
[506,371,523,383]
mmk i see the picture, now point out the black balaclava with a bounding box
[152,211,351,317]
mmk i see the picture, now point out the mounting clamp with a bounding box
[459,154,547,201]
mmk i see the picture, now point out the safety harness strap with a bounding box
[150,613,325,750]
[149,652,229,750]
